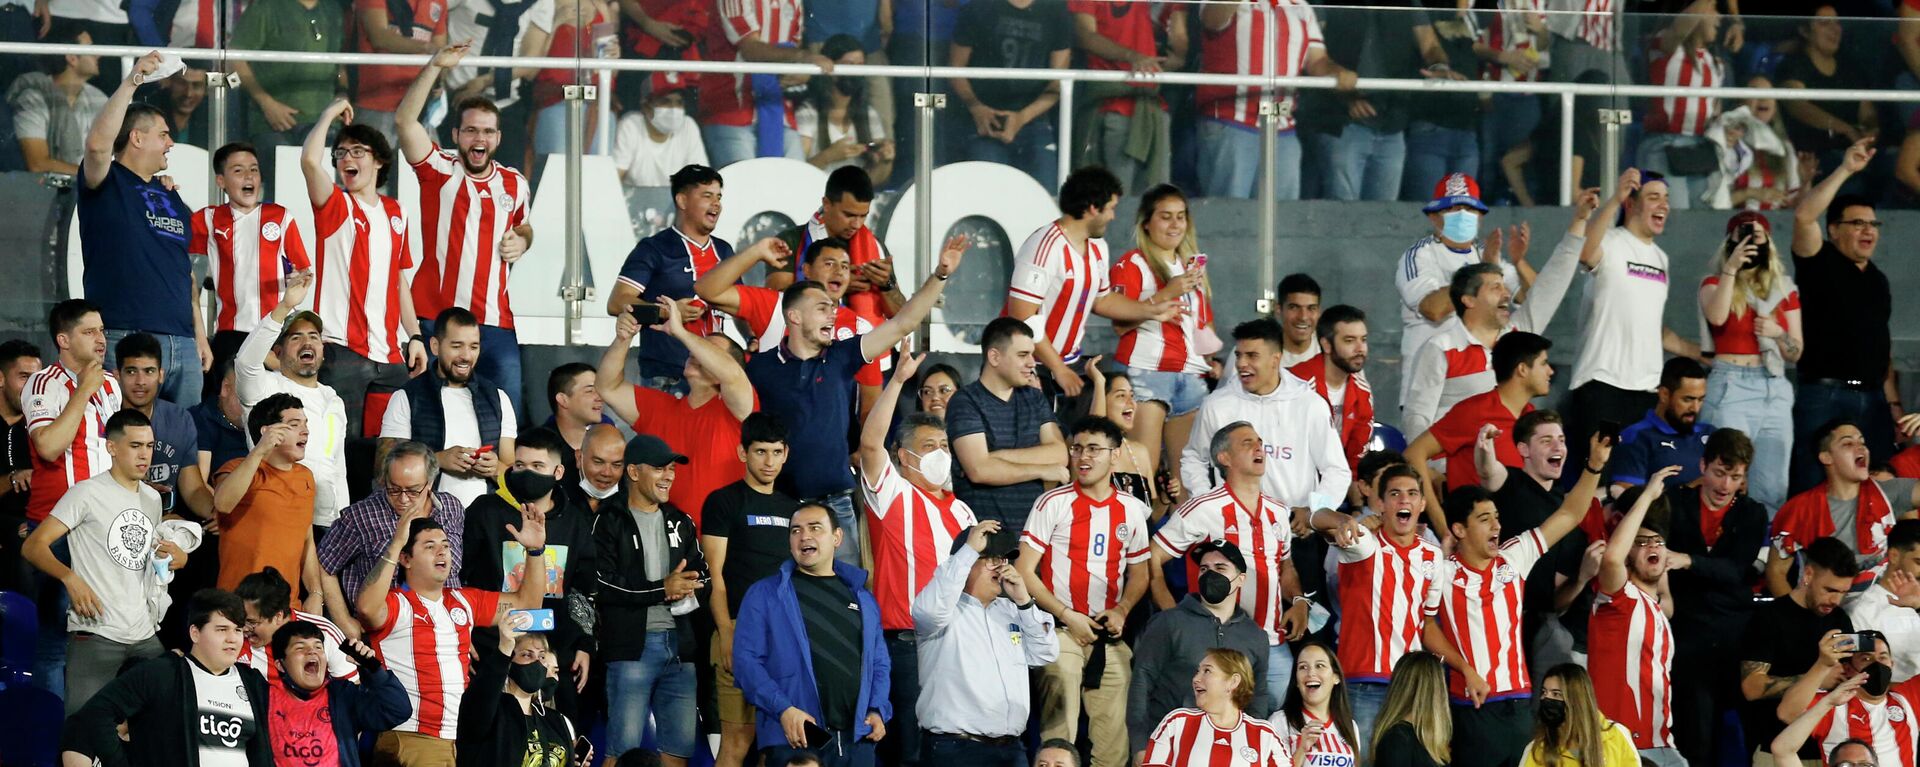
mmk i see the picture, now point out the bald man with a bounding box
[569,424,627,513]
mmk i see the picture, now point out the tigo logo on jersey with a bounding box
[201,715,246,746]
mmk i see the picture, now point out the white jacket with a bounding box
[1845,578,1920,685]
[1181,370,1352,509]
[236,313,351,527]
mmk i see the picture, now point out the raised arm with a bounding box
[301,99,354,205]
[82,51,163,190]
[396,42,471,165]
[660,297,754,419]
[214,423,293,513]
[1581,168,1639,268]
[693,237,791,316]
[860,234,969,361]
[1598,465,1680,594]
[1472,424,1510,492]
[355,501,433,629]
[1537,434,1614,549]
[1793,138,1873,257]
[1772,675,1865,764]
[860,354,922,478]
[501,504,549,610]
[912,523,993,633]
[596,312,641,424]
[1775,632,1850,724]
[1699,241,1752,327]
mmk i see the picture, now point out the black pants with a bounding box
[925,734,1024,767]
[1451,698,1532,767]
[1790,381,1895,497]
[882,631,924,766]
[1672,640,1739,767]
[1560,381,1657,492]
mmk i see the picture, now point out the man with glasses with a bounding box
[1791,137,1895,496]
[316,439,468,640]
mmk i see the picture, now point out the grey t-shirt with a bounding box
[1829,478,1917,567]
[630,507,675,631]
[50,473,163,643]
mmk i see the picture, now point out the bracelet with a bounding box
[1584,462,1605,475]
[379,555,400,567]
[1015,600,1035,610]
[934,270,950,281]
[525,547,545,558]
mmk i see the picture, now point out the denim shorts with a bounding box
[1127,368,1209,417]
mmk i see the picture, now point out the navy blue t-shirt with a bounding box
[1611,409,1713,489]
[744,338,867,499]
[145,399,200,512]
[77,159,193,337]
[189,399,248,474]
[617,227,736,381]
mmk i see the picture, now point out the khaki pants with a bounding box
[1038,639,1131,767]
[373,731,456,767]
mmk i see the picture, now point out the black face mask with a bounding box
[1536,698,1568,728]
[1198,570,1235,605]
[835,78,864,98]
[1866,662,1895,697]
[505,469,558,504]
[508,660,547,694]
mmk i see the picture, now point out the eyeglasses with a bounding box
[919,385,955,399]
[332,146,372,160]
[385,484,429,500]
[1069,444,1115,456]
[457,126,500,138]
[1633,538,1666,549]
[1832,762,1877,767]
[1837,219,1884,229]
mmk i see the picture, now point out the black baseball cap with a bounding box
[623,434,689,468]
[1189,539,1248,573]
[951,524,1021,560]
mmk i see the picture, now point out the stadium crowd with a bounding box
[3,2,1920,767]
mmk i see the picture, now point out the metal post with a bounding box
[560,84,595,345]
[596,69,613,155]
[206,70,234,205]
[914,92,944,352]
[1256,96,1278,316]
[1600,108,1631,200]
[1559,92,1575,207]
[1056,79,1073,193]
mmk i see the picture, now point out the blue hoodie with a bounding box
[731,559,892,747]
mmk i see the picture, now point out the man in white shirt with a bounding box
[1847,519,1920,702]
[235,270,350,529]
[1394,172,1527,398]
[614,74,710,188]
[378,307,517,506]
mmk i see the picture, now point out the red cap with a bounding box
[650,71,690,96]
[1422,172,1489,214]
[1725,210,1771,236]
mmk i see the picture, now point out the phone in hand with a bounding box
[1192,253,1209,270]
[507,608,555,632]
[630,303,665,326]
[1834,632,1875,653]
[1595,420,1623,443]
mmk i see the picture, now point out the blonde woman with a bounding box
[1366,652,1450,767]
[1109,184,1218,500]
[1698,210,1801,510]
[1142,648,1288,767]
[1521,664,1637,767]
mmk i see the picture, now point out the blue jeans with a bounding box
[29,530,68,701]
[476,324,524,425]
[1348,681,1391,763]
[1791,381,1895,498]
[533,100,598,159]
[823,493,860,565]
[1128,368,1208,417]
[765,739,875,767]
[703,122,802,169]
[1636,132,1714,210]
[1479,94,1543,203]
[1197,119,1300,200]
[103,328,202,407]
[1701,364,1793,513]
[1640,746,1690,767]
[1308,123,1406,201]
[1268,643,1293,713]
[925,734,1023,767]
[964,114,1057,193]
[606,631,698,758]
[1404,120,1482,202]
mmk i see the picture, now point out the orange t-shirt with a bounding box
[215,458,317,601]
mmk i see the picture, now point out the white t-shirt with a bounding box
[612,111,710,187]
[50,473,162,644]
[189,660,258,767]
[1327,379,1347,425]
[794,103,886,172]
[50,0,124,23]
[1571,227,1671,391]
[378,386,520,505]
[444,0,553,96]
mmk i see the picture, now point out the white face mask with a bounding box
[648,105,686,135]
[579,477,618,500]
[907,448,952,488]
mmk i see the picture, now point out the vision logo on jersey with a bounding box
[1303,755,1356,767]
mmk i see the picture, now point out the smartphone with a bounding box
[630,303,665,326]
[803,721,831,749]
[1595,419,1623,442]
[1192,253,1209,270]
[474,445,495,455]
[1834,632,1875,653]
[507,608,555,632]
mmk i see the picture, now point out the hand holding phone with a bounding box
[629,303,665,326]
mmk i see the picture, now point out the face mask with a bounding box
[508,661,547,694]
[1536,698,1567,728]
[1197,570,1235,605]
[648,105,686,134]
[1865,662,1894,697]
[1442,210,1480,243]
[835,78,864,98]
[505,469,558,504]
[908,448,952,487]
[579,477,617,500]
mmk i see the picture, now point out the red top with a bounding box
[862,461,975,630]
[1589,581,1677,748]
[1427,389,1533,491]
[353,0,448,111]
[1700,275,1799,355]
[628,386,753,528]
[1067,0,1161,117]
[1288,354,1374,475]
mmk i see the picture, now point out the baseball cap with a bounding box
[950,524,1022,559]
[1189,539,1248,573]
[1422,172,1490,215]
[277,311,325,345]
[623,434,689,468]
[650,71,691,97]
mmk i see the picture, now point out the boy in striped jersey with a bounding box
[1330,463,1442,756]
[1590,465,1685,767]
[191,142,311,382]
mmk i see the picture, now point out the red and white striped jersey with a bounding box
[235,610,360,683]
[1810,692,1919,767]
[1423,528,1546,700]
[1022,484,1150,616]
[1280,713,1358,767]
[862,460,976,631]
[1571,0,1615,51]
[1334,529,1445,683]
[311,190,415,365]
[1007,222,1111,365]
[1110,250,1212,375]
[370,587,502,740]
[1155,486,1295,645]
[1646,44,1724,136]
[408,148,531,329]
[1143,709,1289,767]
[191,203,312,334]
[702,0,804,127]
[1589,580,1675,749]
[1732,161,1788,210]
[23,364,121,523]
[1480,1,1547,83]
[1196,0,1324,131]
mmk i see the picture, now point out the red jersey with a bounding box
[861,460,976,630]
[1068,0,1162,117]
[1110,249,1211,375]
[1196,0,1323,131]
[734,284,881,386]
[1334,529,1444,683]
[1007,222,1111,365]
[627,385,752,528]
[23,364,121,522]
[1021,484,1150,616]
[1425,389,1534,491]
[311,190,414,365]
[1156,485,1294,644]
[353,0,448,111]
[795,210,894,326]
[1142,709,1288,767]
[1589,581,1676,748]
[1646,43,1724,136]
[408,148,531,329]
[1775,481,1897,566]
[1891,445,1920,479]
[1424,528,1547,701]
[701,0,803,127]
[370,586,501,740]
[1809,692,1919,767]
[191,203,311,333]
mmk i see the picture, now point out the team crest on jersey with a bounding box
[1413,560,1436,578]
[262,221,283,242]
[450,606,470,626]
[1892,705,1908,723]
[234,684,248,702]
[1240,747,1259,763]
[1493,563,1517,584]
[428,3,442,22]
[1117,523,1130,539]
[390,216,405,234]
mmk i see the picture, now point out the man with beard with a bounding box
[115,333,214,522]
[190,142,312,385]
[765,167,907,326]
[379,307,517,507]
[0,339,39,592]
[398,43,536,418]
[236,271,349,531]
[263,620,411,767]
[1287,305,1373,477]
[1589,469,1687,767]
[1006,166,1178,400]
[1740,536,1858,763]
[1611,358,1713,494]
[607,164,733,394]
[1769,421,1920,596]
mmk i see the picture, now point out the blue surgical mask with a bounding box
[1442,210,1480,243]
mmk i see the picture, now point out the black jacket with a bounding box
[62,654,273,767]
[1125,594,1273,753]
[455,638,580,767]
[1666,486,1769,651]
[591,500,710,662]
[463,488,599,659]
